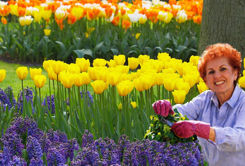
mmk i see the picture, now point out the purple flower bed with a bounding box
[0,117,204,165]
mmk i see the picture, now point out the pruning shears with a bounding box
[159,117,174,127]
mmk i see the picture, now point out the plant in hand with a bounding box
[144,109,196,144]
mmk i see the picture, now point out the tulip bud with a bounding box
[16,67,28,80]
[0,69,6,82]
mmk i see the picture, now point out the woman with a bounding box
[153,43,245,166]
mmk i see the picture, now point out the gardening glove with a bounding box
[171,120,210,139]
[152,100,174,117]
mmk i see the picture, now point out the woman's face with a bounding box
[204,57,238,97]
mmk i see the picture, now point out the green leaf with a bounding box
[55,41,66,52]
[94,41,104,52]
[73,49,93,58]
[110,48,118,55]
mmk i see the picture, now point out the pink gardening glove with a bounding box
[171,120,210,139]
[152,100,174,117]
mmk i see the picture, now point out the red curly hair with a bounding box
[198,43,242,82]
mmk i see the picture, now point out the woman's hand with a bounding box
[171,120,211,140]
[152,100,174,117]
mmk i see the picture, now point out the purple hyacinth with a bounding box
[29,158,43,166]
[81,130,94,148]
[26,136,43,160]
[39,134,52,154]
[8,155,27,166]
[5,117,44,141]
[0,88,12,110]
[80,91,94,105]
[0,146,11,165]
[47,147,66,166]
[4,86,17,108]
[71,145,101,165]
[47,129,68,143]
[66,91,93,106]
[1,132,24,158]
[17,87,34,113]
[58,138,79,161]
[42,95,55,114]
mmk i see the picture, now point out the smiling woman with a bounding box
[153,43,245,166]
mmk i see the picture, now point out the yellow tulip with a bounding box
[238,76,245,88]
[16,67,28,80]
[113,65,129,74]
[30,68,42,80]
[118,103,122,110]
[131,101,137,108]
[76,58,90,72]
[139,15,147,24]
[133,77,145,92]
[189,55,200,66]
[91,80,108,94]
[81,72,91,85]
[41,10,52,21]
[128,57,139,70]
[157,52,171,61]
[34,75,46,88]
[93,58,107,67]
[135,33,141,39]
[43,60,55,71]
[88,67,107,81]
[175,80,190,94]
[9,5,18,16]
[158,12,173,23]
[73,73,83,87]
[60,72,74,88]
[0,69,6,82]
[74,73,91,87]
[239,76,245,88]
[52,60,68,75]
[44,29,51,36]
[107,72,121,86]
[107,60,117,68]
[47,67,57,81]
[155,73,165,86]
[33,12,42,23]
[138,55,150,66]
[197,81,208,93]
[67,63,80,74]
[183,74,197,88]
[172,90,187,104]
[163,77,176,92]
[71,6,83,20]
[114,54,126,65]
[116,80,134,96]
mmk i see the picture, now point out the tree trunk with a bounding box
[198,0,245,58]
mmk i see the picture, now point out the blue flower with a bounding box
[29,158,44,166]
[81,130,94,148]
[1,132,24,158]
[0,88,12,110]
[47,147,66,166]
[26,136,43,160]
[0,146,11,165]
[17,87,34,113]
[42,95,55,114]
[9,155,27,166]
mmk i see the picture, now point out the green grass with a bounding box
[0,60,50,99]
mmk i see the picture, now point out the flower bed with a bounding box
[0,117,204,165]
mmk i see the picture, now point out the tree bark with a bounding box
[198,0,245,58]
